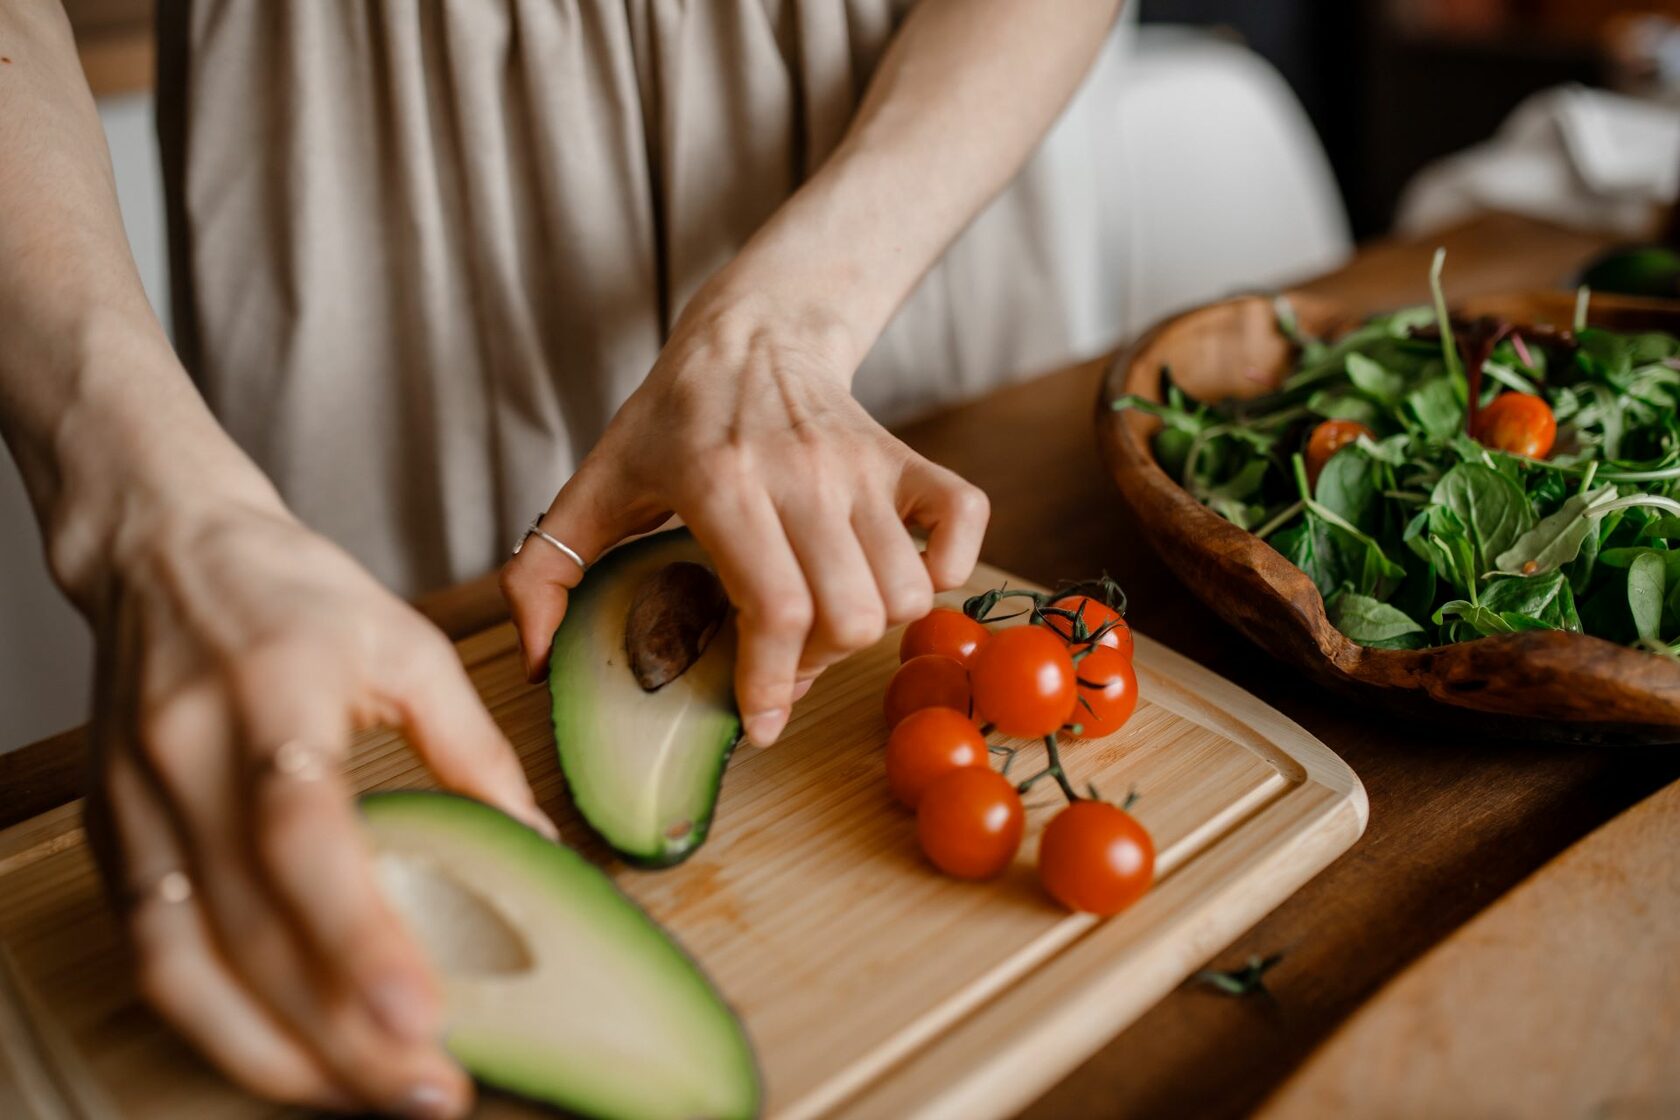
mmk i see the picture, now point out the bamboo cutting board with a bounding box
[0,563,1365,1119]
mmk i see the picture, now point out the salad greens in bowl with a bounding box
[1098,254,1680,744]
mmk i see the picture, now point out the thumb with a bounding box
[499,454,664,681]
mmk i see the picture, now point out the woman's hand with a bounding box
[501,293,989,747]
[84,492,555,1118]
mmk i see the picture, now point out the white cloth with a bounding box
[1398,85,1680,240]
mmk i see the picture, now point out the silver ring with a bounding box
[254,739,330,784]
[512,515,587,571]
[130,869,194,908]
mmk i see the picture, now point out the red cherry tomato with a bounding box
[970,626,1078,738]
[1304,419,1374,487]
[1475,392,1556,459]
[899,608,991,669]
[884,654,971,728]
[916,768,1024,880]
[1068,646,1139,738]
[885,707,989,808]
[1044,594,1134,659]
[1037,799,1155,915]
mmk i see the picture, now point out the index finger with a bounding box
[684,491,812,747]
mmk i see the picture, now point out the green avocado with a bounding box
[362,792,760,1120]
[549,529,741,867]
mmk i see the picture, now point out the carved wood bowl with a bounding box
[1097,290,1680,746]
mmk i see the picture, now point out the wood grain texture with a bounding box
[0,565,1363,1119]
[1258,779,1680,1119]
[1098,288,1680,744]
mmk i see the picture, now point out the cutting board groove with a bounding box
[0,564,1364,1119]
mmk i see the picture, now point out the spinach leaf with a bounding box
[1272,518,1342,598]
[1389,546,1438,623]
[1480,570,1581,632]
[1629,551,1666,641]
[1404,376,1463,439]
[1315,447,1379,532]
[1308,389,1382,426]
[1153,428,1194,480]
[1345,352,1405,406]
[1327,591,1428,650]
[1430,463,1535,578]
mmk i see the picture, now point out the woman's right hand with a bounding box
[81,492,554,1118]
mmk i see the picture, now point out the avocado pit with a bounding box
[625,561,730,691]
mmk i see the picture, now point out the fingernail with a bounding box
[792,679,815,702]
[402,1083,460,1120]
[743,708,787,747]
[367,978,439,1043]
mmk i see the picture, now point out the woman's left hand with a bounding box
[500,290,989,748]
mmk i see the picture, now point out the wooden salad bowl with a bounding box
[1096,289,1680,746]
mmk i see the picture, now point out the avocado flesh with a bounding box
[362,792,759,1120]
[549,530,740,866]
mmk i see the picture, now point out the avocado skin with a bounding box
[360,791,763,1119]
[548,530,742,868]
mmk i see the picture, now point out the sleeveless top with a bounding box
[157,1,1136,593]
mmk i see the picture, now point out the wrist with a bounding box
[39,320,285,616]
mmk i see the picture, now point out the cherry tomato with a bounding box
[885,707,989,808]
[1044,594,1134,659]
[1304,419,1374,487]
[899,608,991,669]
[970,625,1078,738]
[1475,392,1556,459]
[916,768,1024,880]
[884,654,971,728]
[1037,799,1155,915]
[1068,646,1139,738]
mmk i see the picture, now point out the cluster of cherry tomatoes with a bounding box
[882,587,1155,916]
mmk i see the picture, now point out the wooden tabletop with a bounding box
[4,212,1678,1118]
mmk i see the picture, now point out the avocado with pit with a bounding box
[363,791,759,1120]
[549,529,741,866]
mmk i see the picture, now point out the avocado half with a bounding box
[549,529,741,867]
[362,792,760,1120]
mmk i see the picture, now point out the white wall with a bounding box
[0,93,166,752]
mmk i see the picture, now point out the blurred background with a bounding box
[3,0,1677,752]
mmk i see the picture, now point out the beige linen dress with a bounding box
[157,1,1136,594]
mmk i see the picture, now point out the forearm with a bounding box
[0,2,275,611]
[703,0,1125,366]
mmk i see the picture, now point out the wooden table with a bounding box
[5,212,1677,1118]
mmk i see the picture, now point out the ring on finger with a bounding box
[251,739,333,785]
[127,868,195,909]
[511,514,588,571]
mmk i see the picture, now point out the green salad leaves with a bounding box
[1114,252,1680,655]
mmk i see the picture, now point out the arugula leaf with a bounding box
[1327,591,1428,649]
[1492,484,1618,575]
[1434,600,1516,635]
